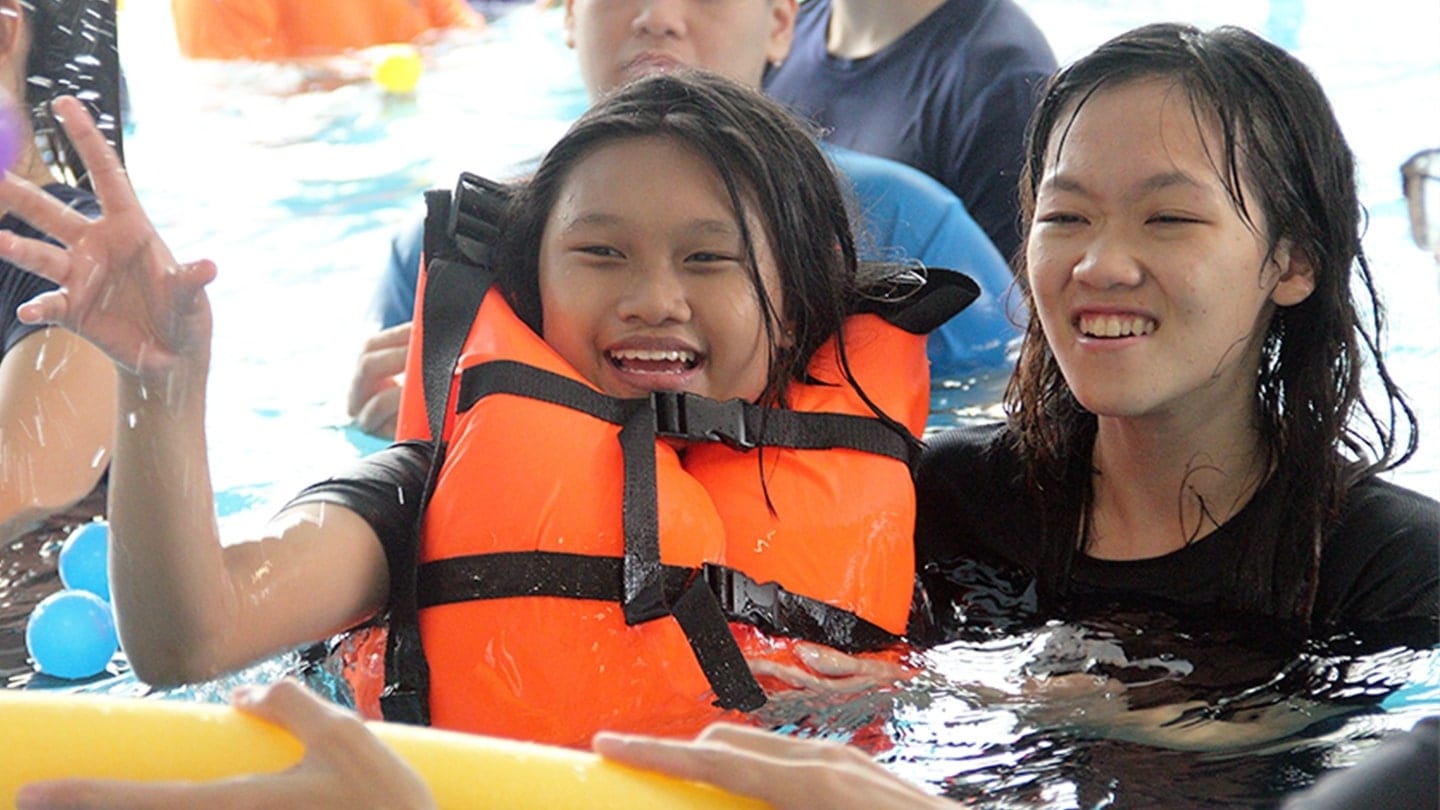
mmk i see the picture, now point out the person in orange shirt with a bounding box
[170,0,485,61]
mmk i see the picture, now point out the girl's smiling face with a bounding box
[1026,77,1314,427]
[538,134,784,402]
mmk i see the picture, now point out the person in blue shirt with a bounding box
[349,0,1019,438]
[763,0,1057,264]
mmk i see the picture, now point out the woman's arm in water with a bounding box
[0,97,389,686]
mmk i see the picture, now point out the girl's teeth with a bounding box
[611,349,696,363]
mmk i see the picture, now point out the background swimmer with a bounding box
[0,0,116,546]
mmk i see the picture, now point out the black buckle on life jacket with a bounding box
[652,392,755,450]
[702,563,779,625]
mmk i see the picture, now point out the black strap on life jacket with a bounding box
[417,554,902,654]
[382,175,509,725]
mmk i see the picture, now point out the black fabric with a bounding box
[283,440,431,585]
[702,564,902,653]
[416,552,675,606]
[1281,716,1438,810]
[416,552,902,654]
[1,185,100,353]
[854,266,979,335]
[24,0,124,187]
[670,578,767,711]
[913,422,1440,639]
[618,399,668,625]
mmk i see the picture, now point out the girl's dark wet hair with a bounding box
[19,0,124,187]
[1007,23,1418,623]
[494,70,907,417]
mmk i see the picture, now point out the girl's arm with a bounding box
[0,97,389,685]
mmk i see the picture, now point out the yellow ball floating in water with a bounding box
[372,44,423,95]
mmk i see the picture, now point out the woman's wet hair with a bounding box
[495,70,898,410]
[1006,23,1417,622]
[19,0,124,186]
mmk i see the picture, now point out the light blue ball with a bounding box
[59,520,110,602]
[25,589,119,680]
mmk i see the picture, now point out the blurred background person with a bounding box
[170,0,486,61]
[763,0,1056,262]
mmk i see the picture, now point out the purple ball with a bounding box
[0,91,19,173]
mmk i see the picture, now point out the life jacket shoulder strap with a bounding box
[854,264,983,335]
[419,173,511,444]
[383,173,510,726]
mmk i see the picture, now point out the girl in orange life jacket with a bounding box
[375,71,970,745]
[0,72,971,746]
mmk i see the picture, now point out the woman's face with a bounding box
[1026,78,1313,427]
[538,134,784,402]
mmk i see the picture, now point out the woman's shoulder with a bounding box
[1334,474,1440,542]
[915,422,1034,551]
[918,421,1024,486]
[1313,474,1440,632]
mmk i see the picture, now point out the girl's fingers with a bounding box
[694,722,859,763]
[50,96,134,207]
[594,733,757,792]
[0,172,95,248]
[15,289,70,326]
[232,679,349,735]
[16,775,278,810]
[0,230,82,286]
[232,680,388,766]
[171,259,221,311]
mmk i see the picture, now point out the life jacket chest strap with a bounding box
[417,553,903,655]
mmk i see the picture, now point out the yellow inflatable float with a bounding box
[0,691,763,809]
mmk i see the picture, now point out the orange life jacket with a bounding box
[380,177,977,747]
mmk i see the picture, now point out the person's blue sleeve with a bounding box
[906,192,1023,378]
[828,146,1022,378]
[372,213,425,329]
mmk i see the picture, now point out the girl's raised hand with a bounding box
[0,96,217,380]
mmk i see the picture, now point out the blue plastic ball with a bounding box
[59,520,110,602]
[25,589,119,680]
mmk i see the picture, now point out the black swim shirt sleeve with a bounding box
[282,440,433,583]
[1314,477,1440,636]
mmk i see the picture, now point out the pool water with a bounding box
[6,1,1438,806]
